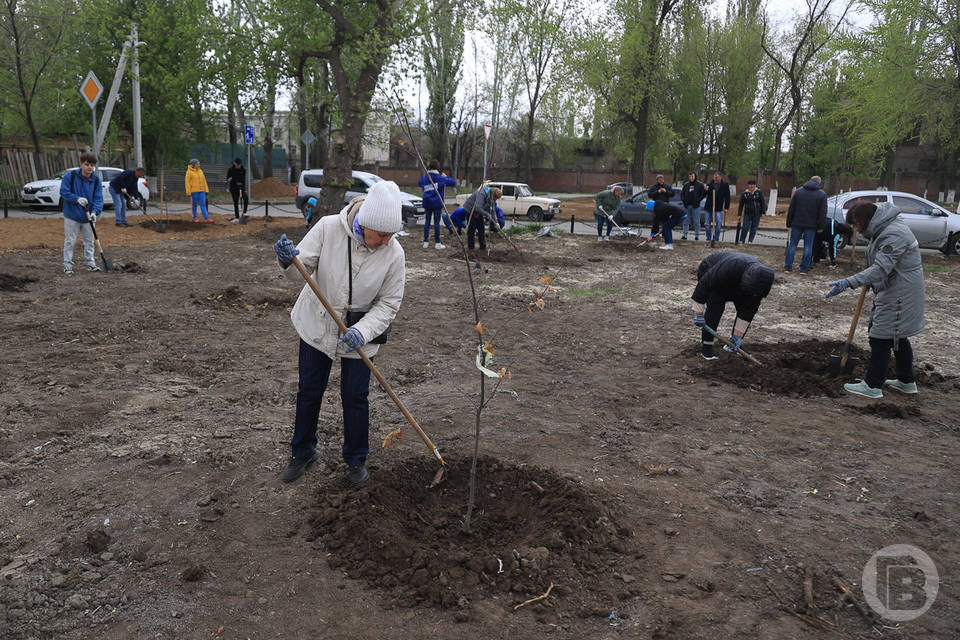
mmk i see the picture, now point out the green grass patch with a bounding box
[507,223,543,236]
[565,287,619,297]
[923,264,950,273]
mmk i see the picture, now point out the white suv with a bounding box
[21,167,149,209]
[296,169,423,223]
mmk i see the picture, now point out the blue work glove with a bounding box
[274,234,299,265]
[723,335,743,352]
[825,279,850,299]
[693,313,706,327]
[338,327,365,352]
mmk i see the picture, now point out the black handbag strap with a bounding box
[347,239,353,310]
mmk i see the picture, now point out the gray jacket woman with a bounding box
[825,202,924,398]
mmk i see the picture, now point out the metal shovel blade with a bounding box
[828,352,858,375]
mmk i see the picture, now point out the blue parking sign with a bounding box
[244,125,255,144]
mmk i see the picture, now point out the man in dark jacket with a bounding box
[690,252,775,360]
[226,158,249,223]
[737,180,765,243]
[108,167,144,227]
[704,172,731,245]
[784,175,827,273]
[814,218,853,267]
[646,200,686,250]
[681,172,706,240]
[461,185,502,253]
[647,174,672,204]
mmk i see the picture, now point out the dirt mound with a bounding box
[690,339,950,398]
[854,402,922,419]
[192,285,291,310]
[250,176,295,198]
[0,273,35,291]
[306,456,638,617]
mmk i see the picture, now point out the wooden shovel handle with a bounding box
[291,257,445,465]
[702,324,762,365]
[840,285,869,367]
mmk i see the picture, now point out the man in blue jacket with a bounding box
[60,153,104,274]
[108,167,145,227]
[418,159,457,250]
[784,175,827,274]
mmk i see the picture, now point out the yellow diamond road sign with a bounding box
[80,71,103,108]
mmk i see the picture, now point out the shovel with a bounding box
[290,257,447,485]
[829,285,868,374]
[701,324,761,365]
[87,213,114,271]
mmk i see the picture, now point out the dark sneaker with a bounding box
[783,266,792,272]
[701,345,718,361]
[63,267,74,275]
[348,464,370,485]
[87,264,102,272]
[281,452,318,483]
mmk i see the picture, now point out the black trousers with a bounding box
[702,294,751,343]
[467,213,486,250]
[864,337,915,389]
[230,186,249,217]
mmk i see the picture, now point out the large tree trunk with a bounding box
[632,95,652,178]
[262,79,277,179]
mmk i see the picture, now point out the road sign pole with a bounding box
[92,106,99,157]
[482,123,492,183]
[300,129,315,172]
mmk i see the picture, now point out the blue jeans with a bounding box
[190,192,210,220]
[109,185,127,224]
[705,211,723,241]
[292,339,372,466]
[785,226,817,272]
[662,214,682,244]
[595,214,612,237]
[740,212,760,243]
[682,205,702,238]
[423,208,444,243]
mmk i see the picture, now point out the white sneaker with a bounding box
[604,236,611,241]
[597,236,603,242]
[423,241,429,249]
[435,243,446,250]
[396,230,410,237]
[660,244,674,250]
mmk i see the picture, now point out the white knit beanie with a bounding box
[356,180,403,232]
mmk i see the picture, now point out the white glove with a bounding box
[121,188,128,195]
[87,211,98,223]
[77,197,89,208]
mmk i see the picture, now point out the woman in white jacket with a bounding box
[273,180,406,485]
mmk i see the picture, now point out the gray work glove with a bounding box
[825,279,851,299]
[338,327,364,352]
[86,210,98,223]
[76,197,89,208]
[274,234,299,266]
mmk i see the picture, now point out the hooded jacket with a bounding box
[786,180,826,229]
[647,181,672,204]
[845,202,924,340]
[704,180,731,214]
[594,189,622,218]
[281,200,405,359]
[418,170,457,211]
[692,252,774,322]
[60,168,103,222]
[681,179,706,207]
[738,189,765,217]
[185,165,209,194]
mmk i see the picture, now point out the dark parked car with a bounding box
[620,186,686,225]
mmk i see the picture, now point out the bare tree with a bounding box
[761,0,853,191]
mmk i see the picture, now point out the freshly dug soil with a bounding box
[250,176,295,198]
[308,456,638,617]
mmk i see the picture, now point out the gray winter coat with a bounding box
[845,202,924,340]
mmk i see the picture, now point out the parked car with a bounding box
[606,182,634,196]
[455,181,560,221]
[827,190,960,255]
[619,186,687,225]
[21,167,149,209]
[295,169,422,224]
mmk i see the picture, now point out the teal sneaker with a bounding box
[844,380,883,399]
[885,379,918,394]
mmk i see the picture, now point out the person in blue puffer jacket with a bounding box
[418,159,458,250]
[59,152,104,274]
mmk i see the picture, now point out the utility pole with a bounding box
[131,25,144,168]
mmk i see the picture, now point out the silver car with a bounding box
[827,190,960,255]
[295,169,422,223]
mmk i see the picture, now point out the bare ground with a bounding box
[0,215,958,639]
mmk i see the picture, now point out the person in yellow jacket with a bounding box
[185,158,212,222]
